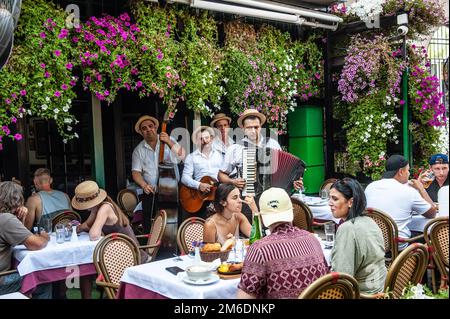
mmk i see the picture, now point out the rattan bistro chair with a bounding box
[298,272,360,299]
[117,189,138,218]
[424,216,449,292]
[176,217,205,255]
[93,233,141,299]
[291,197,314,232]
[136,210,167,262]
[319,178,338,193]
[361,243,429,299]
[365,208,399,267]
[365,208,424,268]
[51,210,81,230]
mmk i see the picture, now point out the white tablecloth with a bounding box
[291,195,340,224]
[0,292,29,299]
[407,213,446,233]
[120,239,331,299]
[13,232,100,276]
[120,255,239,299]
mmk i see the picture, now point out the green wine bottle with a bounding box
[249,214,262,244]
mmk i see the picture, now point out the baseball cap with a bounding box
[382,154,409,179]
[258,187,293,227]
[429,154,448,165]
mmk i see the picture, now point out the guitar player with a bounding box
[218,109,304,223]
[180,126,224,220]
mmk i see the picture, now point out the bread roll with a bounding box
[229,262,243,272]
[201,243,221,252]
[221,238,235,251]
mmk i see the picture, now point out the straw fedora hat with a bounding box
[237,109,266,128]
[210,113,231,128]
[192,126,215,144]
[72,181,107,210]
[135,115,159,134]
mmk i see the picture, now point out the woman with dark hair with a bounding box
[203,183,254,244]
[329,178,387,294]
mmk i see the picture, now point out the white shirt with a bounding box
[131,137,180,187]
[212,137,234,159]
[365,178,431,249]
[220,136,281,175]
[181,148,223,190]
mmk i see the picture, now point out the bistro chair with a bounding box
[361,243,429,299]
[116,189,138,218]
[365,208,398,267]
[176,217,205,255]
[424,216,449,292]
[298,272,360,299]
[51,210,81,230]
[319,178,338,194]
[365,208,424,268]
[93,233,141,299]
[291,197,314,232]
[136,210,167,262]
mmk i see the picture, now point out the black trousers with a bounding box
[142,192,157,234]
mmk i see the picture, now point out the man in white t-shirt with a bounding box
[365,154,437,250]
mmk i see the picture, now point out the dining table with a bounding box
[291,195,341,223]
[12,232,100,295]
[117,238,332,299]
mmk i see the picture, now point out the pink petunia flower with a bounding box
[54,91,61,97]
[14,133,22,141]
[54,50,61,57]
[20,90,27,96]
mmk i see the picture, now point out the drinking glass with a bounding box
[320,189,329,200]
[324,222,335,247]
[64,222,72,241]
[55,223,65,244]
[42,218,52,235]
[423,172,434,189]
[233,238,245,262]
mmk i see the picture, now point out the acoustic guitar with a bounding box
[179,176,218,213]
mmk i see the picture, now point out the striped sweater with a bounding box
[238,223,328,299]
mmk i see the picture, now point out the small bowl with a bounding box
[185,265,212,281]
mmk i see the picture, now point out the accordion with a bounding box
[241,147,306,197]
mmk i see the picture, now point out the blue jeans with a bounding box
[0,272,22,295]
[0,272,52,299]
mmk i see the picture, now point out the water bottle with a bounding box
[194,246,201,265]
[249,214,262,245]
[71,225,78,242]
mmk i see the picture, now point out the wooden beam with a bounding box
[91,96,105,188]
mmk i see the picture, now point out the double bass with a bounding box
[157,110,179,254]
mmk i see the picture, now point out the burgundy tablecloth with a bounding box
[117,282,168,299]
[20,263,97,295]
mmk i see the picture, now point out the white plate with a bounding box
[304,198,328,206]
[182,274,220,286]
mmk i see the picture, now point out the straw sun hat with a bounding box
[210,113,232,128]
[72,181,107,210]
[134,115,159,134]
[237,109,266,128]
[192,126,215,144]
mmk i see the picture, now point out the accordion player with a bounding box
[241,146,306,197]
